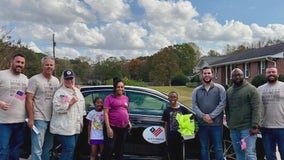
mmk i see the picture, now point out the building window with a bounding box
[229,64,233,79]
[259,60,266,74]
[244,63,250,78]
[214,67,218,79]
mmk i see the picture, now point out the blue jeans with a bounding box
[31,120,53,160]
[261,128,284,160]
[230,129,257,160]
[0,123,25,160]
[198,125,224,160]
[55,134,78,160]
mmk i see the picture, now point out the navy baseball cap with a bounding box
[63,70,74,79]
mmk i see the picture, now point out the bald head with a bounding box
[231,68,244,86]
[231,68,244,75]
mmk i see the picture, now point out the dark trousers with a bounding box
[167,132,184,160]
[101,125,128,160]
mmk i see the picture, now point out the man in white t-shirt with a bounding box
[26,56,60,160]
[258,67,284,160]
[0,53,28,160]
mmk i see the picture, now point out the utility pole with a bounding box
[52,33,56,76]
[53,33,56,59]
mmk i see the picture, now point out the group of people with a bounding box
[1,53,283,160]
[192,66,284,160]
[0,53,86,160]
[87,77,131,160]
[0,53,131,160]
[161,66,283,160]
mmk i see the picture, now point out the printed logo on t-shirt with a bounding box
[44,83,57,101]
[92,113,103,130]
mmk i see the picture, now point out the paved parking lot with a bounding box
[20,150,281,160]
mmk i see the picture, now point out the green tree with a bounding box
[70,56,93,84]
[93,57,126,83]
[127,58,145,80]
[207,50,220,57]
[149,47,180,86]
[171,43,200,75]
[56,58,73,78]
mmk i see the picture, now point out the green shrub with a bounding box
[171,74,189,86]
[186,82,200,88]
[190,74,201,83]
[251,74,266,87]
[279,74,284,82]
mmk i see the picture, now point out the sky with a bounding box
[1,0,284,60]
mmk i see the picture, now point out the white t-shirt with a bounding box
[86,109,104,140]
[0,69,28,123]
[26,73,59,121]
[258,81,284,128]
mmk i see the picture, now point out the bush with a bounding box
[186,82,200,88]
[190,74,201,83]
[251,74,266,87]
[279,74,284,82]
[171,74,189,86]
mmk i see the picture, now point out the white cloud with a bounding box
[0,0,87,24]
[1,0,284,60]
[56,22,105,47]
[54,47,82,59]
[101,21,147,49]
[251,23,284,40]
[28,41,43,53]
[140,0,199,42]
[85,0,132,22]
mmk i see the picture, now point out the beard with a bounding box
[267,75,278,83]
[233,78,243,86]
[12,66,23,74]
[203,78,212,84]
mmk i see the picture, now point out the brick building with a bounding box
[195,43,284,86]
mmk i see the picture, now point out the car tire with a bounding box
[223,139,236,160]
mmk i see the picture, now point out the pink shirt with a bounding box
[104,94,129,128]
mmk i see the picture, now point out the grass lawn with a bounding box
[148,86,194,107]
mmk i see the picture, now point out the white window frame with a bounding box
[260,60,266,74]
[229,64,233,79]
[244,63,250,78]
[214,67,218,79]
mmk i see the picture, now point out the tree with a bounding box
[127,58,145,80]
[93,57,126,83]
[149,47,180,86]
[171,43,200,75]
[207,50,220,57]
[56,58,73,78]
[70,56,94,84]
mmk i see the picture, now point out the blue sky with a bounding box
[0,0,284,60]
[191,0,284,26]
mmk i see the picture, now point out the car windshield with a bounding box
[127,91,168,115]
[83,89,168,116]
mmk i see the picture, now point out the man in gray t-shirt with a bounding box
[26,56,59,160]
[0,53,28,160]
[258,67,284,160]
